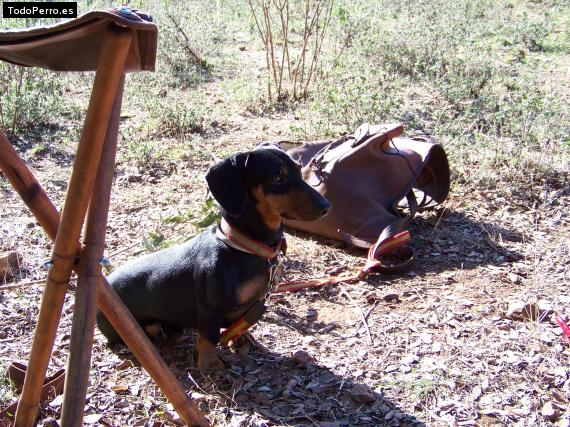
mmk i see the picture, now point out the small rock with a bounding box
[383,293,399,302]
[49,395,64,408]
[163,410,185,426]
[306,308,318,318]
[127,174,142,183]
[496,322,512,331]
[302,335,318,346]
[542,401,563,421]
[349,383,375,403]
[130,385,140,397]
[401,354,418,365]
[0,330,7,339]
[537,300,554,319]
[506,302,541,321]
[306,380,330,394]
[83,414,103,424]
[112,385,130,395]
[319,323,337,333]
[365,293,377,304]
[552,389,568,404]
[292,350,314,367]
[508,273,522,284]
[0,251,22,279]
[327,266,347,275]
[114,360,132,371]
[238,45,246,51]
[42,418,59,427]
[438,400,458,412]
[471,386,482,401]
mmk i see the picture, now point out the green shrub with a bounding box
[0,65,82,136]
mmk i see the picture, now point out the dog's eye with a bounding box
[272,174,286,185]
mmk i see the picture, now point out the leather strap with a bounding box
[338,189,417,273]
[219,301,267,345]
[218,202,415,344]
[0,362,65,424]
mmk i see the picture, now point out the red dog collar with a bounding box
[216,218,286,259]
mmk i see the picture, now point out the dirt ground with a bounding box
[1,109,569,427]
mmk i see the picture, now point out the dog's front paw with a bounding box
[198,354,225,371]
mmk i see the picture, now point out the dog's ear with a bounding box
[205,153,250,216]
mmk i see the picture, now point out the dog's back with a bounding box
[96,234,204,341]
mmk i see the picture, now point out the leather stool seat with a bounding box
[0,7,157,72]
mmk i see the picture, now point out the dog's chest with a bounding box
[223,270,271,324]
[236,271,270,305]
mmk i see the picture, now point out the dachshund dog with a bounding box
[97,146,330,370]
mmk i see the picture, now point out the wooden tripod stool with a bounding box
[0,8,208,426]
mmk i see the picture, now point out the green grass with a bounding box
[386,375,440,401]
[291,0,570,200]
[0,374,15,405]
[0,0,567,202]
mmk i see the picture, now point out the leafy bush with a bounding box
[0,65,81,136]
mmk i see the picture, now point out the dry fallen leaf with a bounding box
[83,413,103,425]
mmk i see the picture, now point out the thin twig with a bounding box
[340,286,373,345]
[0,278,45,291]
[304,0,333,97]
[364,302,378,321]
[263,2,281,97]
[0,66,5,130]
[0,276,77,292]
[247,0,267,45]
[166,12,208,68]
[108,240,142,258]
[11,67,25,133]
[275,0,288,95]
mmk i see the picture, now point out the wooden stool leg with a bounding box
[60,75,125,426]
[0,144,209,424]
[13,26,132,427]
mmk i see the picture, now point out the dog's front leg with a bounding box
[197,311,224,371]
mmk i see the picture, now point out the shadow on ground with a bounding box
[6,127,75,167]
[148,335,424,426]
[287,207,523,277]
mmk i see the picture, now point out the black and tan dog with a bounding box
[96,146,330,370]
